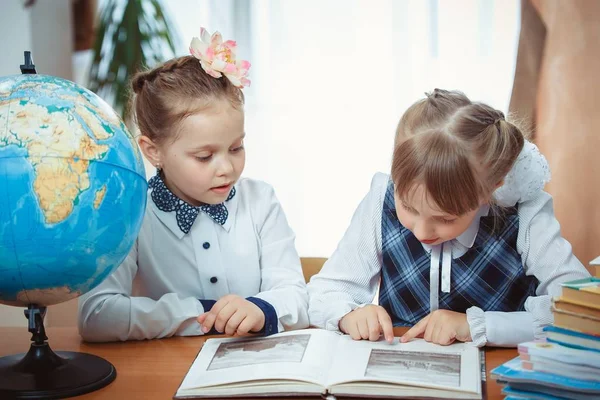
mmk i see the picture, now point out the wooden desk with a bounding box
[0,327,516,399]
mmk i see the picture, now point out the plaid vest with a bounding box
[379,180,538,326]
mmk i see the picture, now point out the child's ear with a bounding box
[138,136,162,168]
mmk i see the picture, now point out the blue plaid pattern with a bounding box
[379,180,538,326]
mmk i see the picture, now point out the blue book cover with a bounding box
[503,382,600,400]
[490,358,600,393]
[519,340,600,370]
[561,277,600,290]
[544,326,600,353]
[502,386,563,400]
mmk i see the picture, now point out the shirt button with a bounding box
[210,276,218,284]
[203,242,210,249]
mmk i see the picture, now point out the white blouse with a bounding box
[307,173,590,347]
[78,178,309,342]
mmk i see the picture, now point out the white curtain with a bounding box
[166,0,520,257]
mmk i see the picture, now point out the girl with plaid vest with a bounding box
[307,89,590,347]
[78,29,308,342]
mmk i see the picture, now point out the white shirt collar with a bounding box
[421,204,490,256]
[150,190,239,239]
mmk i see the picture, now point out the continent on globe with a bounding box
[0,286,81,307]
[3,100,111,224]
[0,73,147,308]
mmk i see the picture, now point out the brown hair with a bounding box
[392,89,525,215]
[130,55,244,144]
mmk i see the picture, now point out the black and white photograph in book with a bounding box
[207,334,312,371]
[365,350,461,388]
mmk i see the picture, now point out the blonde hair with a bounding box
[392,89,525,215]
[130,55,244,144]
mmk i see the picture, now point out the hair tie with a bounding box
[132,77,146,94]
[493,141,551,206]
[189,27,251,88]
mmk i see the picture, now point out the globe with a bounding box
[0,73,147,308]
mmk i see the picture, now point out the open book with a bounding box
[174,329,482,399]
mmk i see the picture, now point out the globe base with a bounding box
[0,304,116,399]
[0,344,116,399]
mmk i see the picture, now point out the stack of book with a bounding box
[552,277,600,341]
[491,278,600,399]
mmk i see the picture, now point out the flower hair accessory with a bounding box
[493,140,551,207]
[189,27,251,88]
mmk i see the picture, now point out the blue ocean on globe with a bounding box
[0,74,147,307]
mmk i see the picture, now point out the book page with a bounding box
[178,329,341,391]
[326,336,480,395]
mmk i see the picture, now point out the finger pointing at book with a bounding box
[401,310,472,345]
[338,305,394,343]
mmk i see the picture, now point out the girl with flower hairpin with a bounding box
[307,89,590,347]
[78,28,308,342]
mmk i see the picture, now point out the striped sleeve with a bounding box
[475,191,591,346]
[307,173,388,331]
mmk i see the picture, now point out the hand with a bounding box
[197,295,265,336]
[339,305,394,343]
[400,310,471,346]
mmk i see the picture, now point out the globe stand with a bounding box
[0,304,116,399]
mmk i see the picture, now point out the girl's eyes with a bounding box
[401,203,457,224]
[401,204,418,214]
[195,146,244,162]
